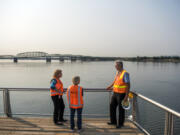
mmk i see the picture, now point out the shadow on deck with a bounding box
[0,117,144,135]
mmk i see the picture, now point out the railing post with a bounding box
[132,93,136,121]
[46,56,51,63]
[13,57,18,63]
[3,89,12,117]
[170,115,174,135]
[164,112,174,135]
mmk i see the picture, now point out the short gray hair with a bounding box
[115,60,123,67]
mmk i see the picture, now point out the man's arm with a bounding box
[107,78,116,90]
[106,73,117,90]
[124,82,130,101]
[123,72,130,101]
[106,82,114,90]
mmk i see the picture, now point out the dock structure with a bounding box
[1,88,180,135]
[0,117,144,135]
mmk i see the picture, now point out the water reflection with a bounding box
[0,61,180,113]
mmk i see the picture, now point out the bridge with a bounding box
[1,52,180,63]
[0,52,118,63]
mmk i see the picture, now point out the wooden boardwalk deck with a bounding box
[0,117,144,135]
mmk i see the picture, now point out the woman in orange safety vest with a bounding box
[67,76,84,131]
[50,69,67,125]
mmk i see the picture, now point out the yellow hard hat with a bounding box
[128,92,133,99]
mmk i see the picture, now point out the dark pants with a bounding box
[110,92,126,126]
[70,108,83,130]
[51,95,65,123]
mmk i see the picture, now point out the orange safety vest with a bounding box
[50,78,64,96]
[67,85,83,109]
[113,69,128,93]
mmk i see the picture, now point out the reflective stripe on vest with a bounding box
[113,85,127,88]
[51,90,63,95]
[51,92,58,95]
[68,86,83,108]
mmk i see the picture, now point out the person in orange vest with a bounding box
[50,69,67,125]
[107,60,130,128]
[67,76,84,132]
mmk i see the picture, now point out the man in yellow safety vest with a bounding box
[107,60,130,128]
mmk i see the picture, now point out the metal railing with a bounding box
[0,88,111,117]
[0,88,180,135]
[131,92,180,135]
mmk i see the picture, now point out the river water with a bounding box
[0,60,180,134]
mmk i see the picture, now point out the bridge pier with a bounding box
[13,57,18,63]
[81,57,87,61]
[59,57,64,62]
[70,57,77,62]
[81,57,93,61]
[46,57,51,63]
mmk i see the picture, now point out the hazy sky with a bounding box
[0,0,180,57]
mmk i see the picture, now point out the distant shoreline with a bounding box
[118,56,180,63]
[0,55,180,63]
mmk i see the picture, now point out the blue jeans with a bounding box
[70,108,83,130]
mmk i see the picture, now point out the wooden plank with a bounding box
[0,117,144,135]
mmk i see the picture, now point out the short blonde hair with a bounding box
[72,76,80,85]
[53,69,62,78]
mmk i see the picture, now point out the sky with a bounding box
[0,0,180,57]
